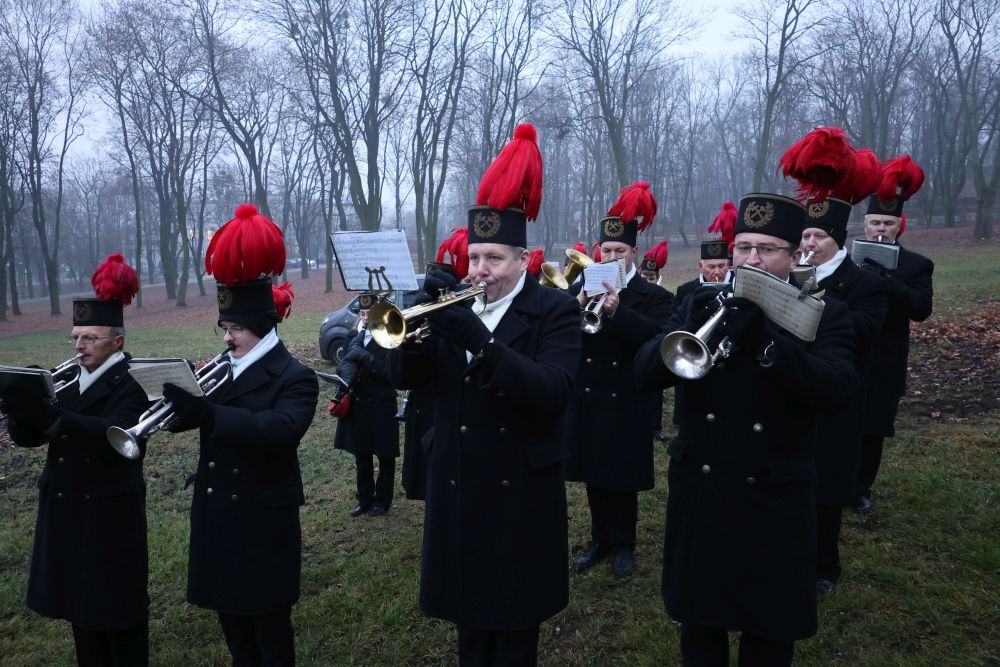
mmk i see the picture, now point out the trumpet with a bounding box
[581,294,607,334]
[52,353,84,394]
[106,349,233,460]
[659,292,733,380]
[539,248,594,290]
[369,282,487,349]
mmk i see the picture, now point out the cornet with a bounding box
[580,294,607,334]
[106,349,233,460]
[369,282,487,349]
[52,353,84,394]
[659,292,734,380]
[539,248,594,290]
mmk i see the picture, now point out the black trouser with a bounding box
[857,434,885,496]
[680,624,794,667]
[586,484,638,550]
[457,624,540,667]
[217,610,295,667]
[71,621,148,667]
[816,503,843,582]
[355,454,395,509]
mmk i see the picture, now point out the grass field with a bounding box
[1,243,998,665]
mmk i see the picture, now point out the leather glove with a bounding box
[1,392,36,419]
[343,346,374,366]
[862,257,889,274]
[3,394,60,431]
[428,303,492,354]
[163,382,214,433]
[720,297,770,352]
[423,271,461,300]
[684,286,723,331]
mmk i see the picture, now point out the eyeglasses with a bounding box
[67,335,114,345]
[732,243,794,258]
[214,325,246,338]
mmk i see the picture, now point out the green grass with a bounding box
[1,248,999,665]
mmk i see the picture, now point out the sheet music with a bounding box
[128,361,203,401]
[733,266,825,342]
[850,239,899,270]
[330,230,418,291]
[0,366,57,401]
[582,259,626,293]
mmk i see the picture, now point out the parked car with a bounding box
[318,275,426,363]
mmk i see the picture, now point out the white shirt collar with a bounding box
[815,247,848,283]
[467,271,527,362]
[78,351,126,394]
[229,328,280,380]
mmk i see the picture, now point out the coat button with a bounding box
[57,457,64,463]
[85,494,91,499]
[449,479,457,487]
[500,480,510,487]
[746,477,756,485]
[586,357,592,364]
[232,469,239,475]
[499,427,507,434]
[706,413,716,422]
[464,376,471,384]
[84,458,91,463]
[208,461,216,469]
[207,487,214,495]
[753,422,763,433]
[701,464,711,474]
[57,492,63,499]
[231,495,239,501]
[716,362,726,371]
[611,393,617,398]
[612,361,618,368]
[584,388,591,394]
[460,425,468,434]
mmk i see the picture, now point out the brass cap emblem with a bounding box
[706,241,723,257]
[743,202,774,229]
[603,217,625,238]
[473,211,502,239]
[879,198,899,213]
[217,286,234,310]
[808,201,830,218]
[73,302,93,322]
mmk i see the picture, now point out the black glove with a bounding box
[684,287,723,331]
[883,274,909,300]
[423,271,461,300]
[720,297,770,352]
[163,382,214,433]
[862,257,889,273]
[428,303,492,354]
[344,346,374,366]
[3,394,60,431]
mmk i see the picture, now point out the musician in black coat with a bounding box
[167,208,319,667]
[333,303,399,516]
[635,195,856,666]
[856,202,933,512]
[4,267,151,666]
[672,239,732,312]
[400,384,434,501]
[566,211,673,579]
[800,200,888,596]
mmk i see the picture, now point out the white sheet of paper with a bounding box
[732,266,825,342]
[128,361,203,401]
[330,229,418,291]
[583,259,625,293]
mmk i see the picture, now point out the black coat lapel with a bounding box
[217,344,290,404]
[74,358,130,413]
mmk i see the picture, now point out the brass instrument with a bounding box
[790,250,817,288]
[581,294,607,334]
[106,349,233,460]
[659,292,733,380]
[539,248,594,290]
[369,282,488,349]
[52,353,84,394]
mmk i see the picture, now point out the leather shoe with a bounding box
[816,578,836,599]
[368,505,388,517]
[612,548,636,578]
[854,495,873,513]
[574,542,609,571]
[349,504,370,518]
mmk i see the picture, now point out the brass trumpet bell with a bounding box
[659,299,732,380]
[368,283,487,349]
[539,248,593,290]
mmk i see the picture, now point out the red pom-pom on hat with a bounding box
[608,182,657,232]
[708,201,737,249]
[590,241,602,262]
[476,123,543,220]
[643,240,669,270]
[572,242,588,255]
[877,155,924,203]
[205,203,286,286]
[527,248,545,277]
[778,127,854,202]
[91,253,139,306]
[272,282,294,322]
[436,227,469,278]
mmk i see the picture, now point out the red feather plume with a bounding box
[527,248,545,277]
[643,240,669,270]
[608,182,657,231]
[572,242,587,255]
[877,155,924,203]
[476,123,543,220]
[272,282,294,322]
[834,148,884,204]
[436,227,469,278]
[778,127,854,202]
[898,212,906,239]
[205,203,286,286]
[708,201,737,249]
[91,253,139,305]
[590,241,602,263]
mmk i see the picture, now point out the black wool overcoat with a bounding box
[334,335,399,458]
[401,384,434,500]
